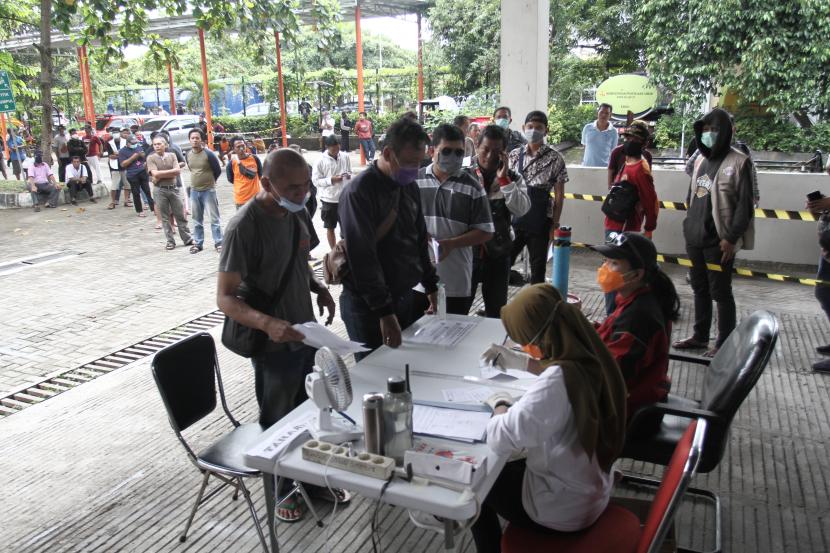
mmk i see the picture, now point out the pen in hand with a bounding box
[490,334,509,372]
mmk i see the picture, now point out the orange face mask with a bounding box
[521,343,544,360]
[596,263,629,294]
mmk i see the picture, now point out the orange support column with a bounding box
[274,31,289,148]
[197,28,214,150]
[167,62,177,115]
[77,46,96,124]
[355,2,366,164]
[0,114,8,161]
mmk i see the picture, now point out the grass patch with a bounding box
[0,180,28,193]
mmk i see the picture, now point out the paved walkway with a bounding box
[0,152,829,551]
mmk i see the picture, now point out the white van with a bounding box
[140,115,201,153]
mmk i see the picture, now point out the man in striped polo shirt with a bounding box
[416,124,494,315]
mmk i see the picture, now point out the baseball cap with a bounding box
[590,232,658,271]
[622,120,650,141]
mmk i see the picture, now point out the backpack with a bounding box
[601,180,639,222]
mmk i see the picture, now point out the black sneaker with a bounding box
[813,358,830,373]
[70,200,78,206]
[816,344,830,356]
[508,270,526,286]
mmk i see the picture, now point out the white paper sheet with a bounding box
[441,387,494,404]
[293,322,369,355]
[407,319,478,348]
[480,363,538,381]
[413,404,492,443]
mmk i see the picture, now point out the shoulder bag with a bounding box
[221,215,300,358]
[323,189,400,285]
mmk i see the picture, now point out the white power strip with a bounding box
[302,440,395,480]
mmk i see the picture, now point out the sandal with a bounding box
[154,223,162,230]
[275,495,305,523]
[672,336,708,350]
[189,245,202,254]
[307,486,354,504]
[107,203,116,210]
[138,212,146,218]
[165,242,175,250]
[703,347,719,358]
[123,202,132,208]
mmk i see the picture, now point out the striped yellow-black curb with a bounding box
[561,192,818,221]
[570,241,828,287]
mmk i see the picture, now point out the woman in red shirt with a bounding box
[603,140,658,313]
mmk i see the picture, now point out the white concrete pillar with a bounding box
[499,0,550,129]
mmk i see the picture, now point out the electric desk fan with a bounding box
[305,347,363,443]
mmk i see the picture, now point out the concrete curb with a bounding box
[0,182,109,209]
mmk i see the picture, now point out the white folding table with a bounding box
[245,315,535,552]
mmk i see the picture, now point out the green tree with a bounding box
[637,0,830,123]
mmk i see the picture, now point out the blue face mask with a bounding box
[275,194,308,213]
[701,131,718,149]
[495,118,510,129]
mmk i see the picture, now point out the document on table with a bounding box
[407,319,478,348]
[441,386,494,404]
[413,404,492,443]
[480,363,538,381]
[293,322,369,355]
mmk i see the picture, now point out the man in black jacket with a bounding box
[339,117,439,359]
[673,108,754,357]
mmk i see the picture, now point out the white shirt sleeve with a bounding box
[312,157,332,188]
[486,365,571,455]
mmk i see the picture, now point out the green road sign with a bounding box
[0,71,17,113]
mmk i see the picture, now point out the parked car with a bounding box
[140,115,201,153]
[95,115,145,138]
[231,102,272,117]
[333,100,375,114]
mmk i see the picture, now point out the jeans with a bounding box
[603,229,617,315]
[359,138,376,161]
[511,224,551,285]
[251,346,316,427]
[127,172,154,214]
[471,460,559,553]
[31,182,60,207]
[816,255,830,322]
[472,254,511,318]
[190,188,223,248]
[687,244,736,347]
[340,286,416,361]
[57,157,70,183]
[155,185,192,245]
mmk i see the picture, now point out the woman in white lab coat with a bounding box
[473,284,627,553]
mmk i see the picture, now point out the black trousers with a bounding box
[472,254,511,318]
[510,225,551,285]
[413,290,474,317]
[127,171,155,214]
[687,244,736,347]
[340,131,350,152]
[57,158,71,183]
[340,287,417,362]
[471,460,559,553]
[67,178,93,201]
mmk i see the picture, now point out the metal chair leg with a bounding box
[295,483,324,528]
[237,477,271,553]
[180,471,210,543]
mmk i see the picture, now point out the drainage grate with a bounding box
[0,251,83,277]
[0,310,226,417]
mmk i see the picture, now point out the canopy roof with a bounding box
[1,0,431,51]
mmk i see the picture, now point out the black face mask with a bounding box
[34,155,43,165]
[623,140,642,158]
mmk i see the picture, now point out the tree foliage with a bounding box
[637,0,830,119]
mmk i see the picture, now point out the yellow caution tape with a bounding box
[562,193,818,221]
[571,242,826,287]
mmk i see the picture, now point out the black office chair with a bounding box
[622,310,779,553]
[151,332,269,552]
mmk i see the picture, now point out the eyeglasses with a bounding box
[440,147,464,157]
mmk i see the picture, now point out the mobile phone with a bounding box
[807,190,824,201]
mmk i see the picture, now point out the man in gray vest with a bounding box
[673,108,755,358]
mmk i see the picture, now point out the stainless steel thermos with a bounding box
[362,393,385,455]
